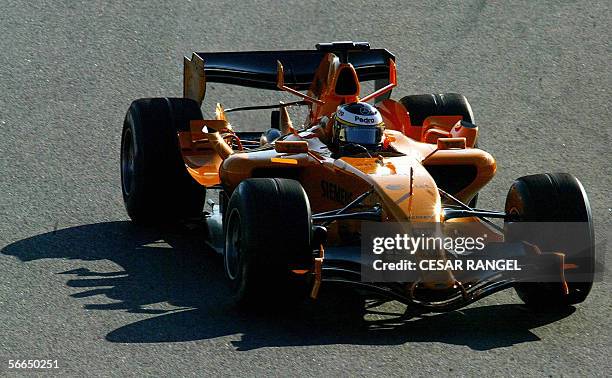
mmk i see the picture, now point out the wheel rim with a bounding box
[224,209,241,280]
[121,128,135,196]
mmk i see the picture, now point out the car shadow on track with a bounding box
[2,221,575,351]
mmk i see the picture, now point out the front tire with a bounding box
[223,178,313,308]
[121,97,206,224]
[505,173,594,309]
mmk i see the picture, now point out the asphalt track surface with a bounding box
[1,0,610,376]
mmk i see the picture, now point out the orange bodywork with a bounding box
[177,51,499,247]
[217,131,495,231]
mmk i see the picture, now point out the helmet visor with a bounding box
[342,124,383,145]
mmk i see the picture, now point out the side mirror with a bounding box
[275,140,309,154]
[437,137,466,150]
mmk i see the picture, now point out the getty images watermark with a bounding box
[361,222,603,283]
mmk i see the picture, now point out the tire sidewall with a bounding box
[222,178,312,306]
[505,173,594,307]
[120,98,206,222]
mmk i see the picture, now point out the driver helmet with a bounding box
[332,102,385,148]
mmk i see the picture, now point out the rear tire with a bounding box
[121,97,206,224]
[224,178,312,308]
[398,93,474,127]
[505,173,594,309]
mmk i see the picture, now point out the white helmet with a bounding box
[332,102,384,147]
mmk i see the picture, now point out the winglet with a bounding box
[276,61,325,105]
[359,59,397,103]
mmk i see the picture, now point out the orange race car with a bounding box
[120,42,595,313]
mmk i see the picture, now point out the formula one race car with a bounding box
[120,41,595,313]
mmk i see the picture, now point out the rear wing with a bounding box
[183,43,395,105]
